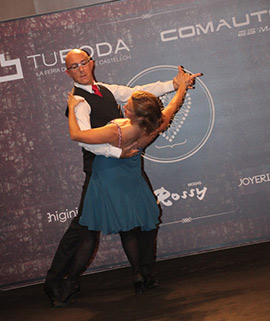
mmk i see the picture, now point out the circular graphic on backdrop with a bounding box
[126,65,215,163]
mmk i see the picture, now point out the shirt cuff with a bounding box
[109,145,122,158]
[164,80,175,93]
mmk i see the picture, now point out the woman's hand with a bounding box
[67,92,84,110]
[173,66,203,90]
[120,147,139,158]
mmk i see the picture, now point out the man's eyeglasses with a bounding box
[67,58,91,70]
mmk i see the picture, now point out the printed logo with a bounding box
[126,65,215,163]
[238,172,270,187]
[47,207,78,223]
[237,165,270,195]
[0,54,24,83]
[155,183,208,207]
[160,9,270,41]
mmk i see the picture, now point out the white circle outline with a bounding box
[127,65,215,163]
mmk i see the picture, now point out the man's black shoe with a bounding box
[53,280,80,308]
[44,283,60,307]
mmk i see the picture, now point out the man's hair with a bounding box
[131,91,164,135]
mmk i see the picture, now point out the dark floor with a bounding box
[1,241,270,321]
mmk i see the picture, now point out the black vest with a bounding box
[66,85,123,174]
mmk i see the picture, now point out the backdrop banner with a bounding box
[1,0,269,289]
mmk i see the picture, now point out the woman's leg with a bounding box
[119,229,145,293]
[119,229,141,274]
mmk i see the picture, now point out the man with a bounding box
[44,48,182,307]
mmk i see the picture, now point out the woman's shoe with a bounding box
[133,272,145,294]
[144,275,160,290]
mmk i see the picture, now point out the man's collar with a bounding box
[74,82,97,93]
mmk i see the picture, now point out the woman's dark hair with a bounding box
[131,91,164,135]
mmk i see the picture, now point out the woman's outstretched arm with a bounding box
[159,66,202,132]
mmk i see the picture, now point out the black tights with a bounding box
[46,225,156,287]
[119,228,157,277]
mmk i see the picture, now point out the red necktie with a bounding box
[92,84,102,97]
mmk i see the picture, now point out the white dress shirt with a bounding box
[73,80,174,158]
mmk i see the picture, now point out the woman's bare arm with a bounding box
[68,93,118,145]
[159,66,202,132]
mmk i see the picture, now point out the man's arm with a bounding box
[101,80,175,104]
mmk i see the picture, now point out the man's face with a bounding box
[65,50,94,85]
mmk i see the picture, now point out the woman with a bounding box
[68,66,201,292]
